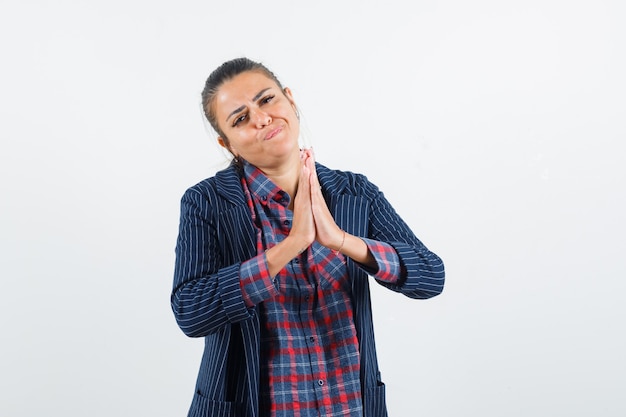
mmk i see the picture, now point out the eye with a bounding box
[260,95,275,105]
[232,113,247,127]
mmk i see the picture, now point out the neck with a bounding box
[260,153,301,200]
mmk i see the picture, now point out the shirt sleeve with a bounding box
[359,238,402,284]
[239,252,279,307]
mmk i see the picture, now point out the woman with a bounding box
[172,57,445,417]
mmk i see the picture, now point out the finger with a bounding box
[302,148,313,164]
[308,168,320,196]
[299,163,311,196]
[307,158,321,193]
[305,148,315,165]
[302,149,314,174]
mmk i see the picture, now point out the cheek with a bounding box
[228,130,258,150]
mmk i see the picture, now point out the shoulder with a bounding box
[180,163,244,207]
[316,162,380,199]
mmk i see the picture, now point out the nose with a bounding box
[252,109,272,128]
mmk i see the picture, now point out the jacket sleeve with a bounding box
[362,176,445,299]
[171,186,253,338]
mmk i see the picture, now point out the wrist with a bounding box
[334,229,347,252]
[283,235,311,256]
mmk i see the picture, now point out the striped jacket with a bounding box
[172,162,445,417]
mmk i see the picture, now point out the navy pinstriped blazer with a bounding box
[172,162,445,417]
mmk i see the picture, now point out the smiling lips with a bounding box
[264,125,283,140]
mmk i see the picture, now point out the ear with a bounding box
[217,136,238,158]
[283,87,296,107]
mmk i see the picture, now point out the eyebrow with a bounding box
[225,88,272,123]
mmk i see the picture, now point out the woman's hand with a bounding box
[287,152,316,252]
[302,148,377,267]
[265,154,316,276]
[303,148,345,250]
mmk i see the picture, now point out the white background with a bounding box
[1,1,624,416]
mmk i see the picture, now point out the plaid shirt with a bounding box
[238,162,401,417]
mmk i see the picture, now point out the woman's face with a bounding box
[213,71,300,170]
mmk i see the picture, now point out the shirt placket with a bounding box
[274,201,332,417]
[296,260,333,417]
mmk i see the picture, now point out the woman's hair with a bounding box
[201,57,284,144]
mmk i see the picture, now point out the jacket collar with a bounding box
[214,163,246,206]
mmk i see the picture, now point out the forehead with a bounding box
[214,71,279,112]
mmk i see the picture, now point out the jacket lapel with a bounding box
[214,165,265,416]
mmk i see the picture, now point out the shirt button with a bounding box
[262,195,267,201]
[309,336,315,342]
[318,380,324,386]
[283,220,290,226]
[293,258,299,264]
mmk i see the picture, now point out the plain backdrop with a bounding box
[1,1,624,416]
